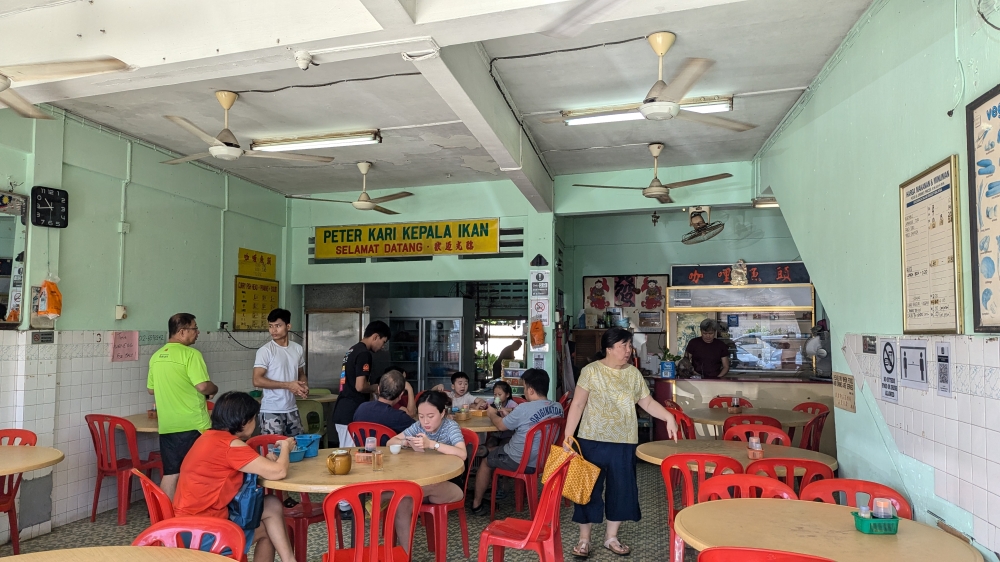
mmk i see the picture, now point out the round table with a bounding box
[687,407,815,428]
[303,394,338,404]
[6,546,229,562]
[456,416,504,433]
[0,446,64,476]
[125,413,159,433]
[635,439,838,471]
[673,498,983,561]
[260,447,464,494]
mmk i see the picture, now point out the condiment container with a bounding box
[872,498,894,519]
[748,436,761,448]
[365,436,377,453]
[327,450,352,475]
[858,506,871,519]
[747,447,764,460]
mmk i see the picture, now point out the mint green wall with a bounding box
[757,0,996,549]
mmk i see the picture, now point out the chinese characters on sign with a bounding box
[314,218,500,260]
[110,331,139,362]
[234,276,280,331]
[671,262,809,286]
[238,248,276,280]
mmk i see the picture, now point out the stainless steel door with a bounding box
[305,311,367,391]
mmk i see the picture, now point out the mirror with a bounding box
[0,194,26,327]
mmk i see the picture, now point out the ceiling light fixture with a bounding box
[682,101,732,114]
[566,112,645,126]
[752,196,779,208]
[251,130,381,152]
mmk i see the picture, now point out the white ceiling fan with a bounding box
[573,142,732,203]
[544,32,756,132]
[0,57,129,119]
[162,91,334,165]
[286,162,413,215]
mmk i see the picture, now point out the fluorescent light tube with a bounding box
[682,101,732,114]
[565,112,645,126]
[251,131,381,152]
[752,197,779,208]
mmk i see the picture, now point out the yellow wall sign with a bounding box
[238,248,276,280]
[314,218,500,260]
[234,276,279,331]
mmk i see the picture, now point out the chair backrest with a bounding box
[133,515,246,561]
[309,388,332,395]
[792,402,829,416]
[661,453,744,526]
[698,547,834,562]
[722,414,782,435]
[295,399,325,435]
[799,478,912,519]
[797,411,829,451]
[666,408,696,440]
[723,424,791,446]
[206,401,214,411]
[85,414,140,472]
[245,434,286,456]
[511,418,564,474]
[558,391,572,410]
[709,396,753,409]
[662,398,682,411]
[348,422,397,447]
[322,480,423,561]
[0,429,37,501]
[131,468,175,524]
[458,429,480,496]
[521,454,573,548]
[698,474,797,502]
[745,458,834,492]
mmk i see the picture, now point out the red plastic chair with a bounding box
[419,429,480,562]
[490,418,564,520]
[85,414,163,525]
[0,429,36,554]
[206,401,215,411]
[477,454,573,562]
[699,547,834,561]
[557,392,571,410]
[663,398,683,411]
[722,414,782,435]
[660,454,744,562]
[666,408,696,440]
[511,397,526,405]
[133,515,246,561]
[245,434,286,457]
[787,402,828,444]
[321,480,423,562]
[130,468,174,524]
[797,411,829,451]
[745,458,833,494]
[709,396,753,409]
[348,421,397,448]
[799,478,912,519]
[698,474,797,502]
[723,424,792,446]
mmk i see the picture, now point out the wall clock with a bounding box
[30,186,68,228]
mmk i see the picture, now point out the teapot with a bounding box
[327,449,352,475]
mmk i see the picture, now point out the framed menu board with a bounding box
[968,83,1000,331]
[899,155,962,334]
[234,276,279,331]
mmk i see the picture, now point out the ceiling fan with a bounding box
[162,91,334,165]
[285,162,412,215]
[573,142,732,203]
[543,32,756,132]
[0,57,129,119]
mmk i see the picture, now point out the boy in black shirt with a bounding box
[330,320,390,446]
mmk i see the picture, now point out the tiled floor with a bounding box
[0,461,695,561]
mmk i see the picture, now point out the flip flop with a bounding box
[572,540,591,558]
[603,537,631,556]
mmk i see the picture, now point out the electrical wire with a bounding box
[977,0,1000,30]
[222,327,263,350]
[231,72,422,95]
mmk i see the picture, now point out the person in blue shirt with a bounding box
[352,369,415,438]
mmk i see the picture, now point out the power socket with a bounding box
[219,322,228,330]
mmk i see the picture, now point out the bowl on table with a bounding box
[288,449,305,463]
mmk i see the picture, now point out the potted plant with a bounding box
[659,349,682,379]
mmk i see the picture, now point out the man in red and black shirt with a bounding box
[330,321,390,447]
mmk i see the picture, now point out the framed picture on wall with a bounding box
[583,274,669,328]
[967,83,1000,331]
[899,155,962,334]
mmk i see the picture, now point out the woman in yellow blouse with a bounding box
[563,327,678,558]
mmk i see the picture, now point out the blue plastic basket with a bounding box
[295,434,321,458]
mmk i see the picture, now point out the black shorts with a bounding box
[159,430,202,475]
[486,447,534,474]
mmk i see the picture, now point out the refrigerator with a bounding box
[387,298,475,391]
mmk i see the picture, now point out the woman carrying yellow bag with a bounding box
[563,327,678,559]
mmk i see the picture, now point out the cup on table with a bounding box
[389,444,402,454]
[372,451,384,472]
[872,498,894,519]
[365,436,377,453]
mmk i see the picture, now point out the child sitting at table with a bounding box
[431,371,488,410]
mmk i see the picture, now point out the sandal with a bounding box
[571,540,590,558]
[603,537,631,556]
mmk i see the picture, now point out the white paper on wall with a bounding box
[898,339,929,390]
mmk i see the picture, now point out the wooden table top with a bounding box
[687,407,815,428]
[7,546,229,562]
[635,439,838,471]
[0,446,64,476]
[125,413,160,433]
[456,415,504,433]
[673,499,983,562]
[302,394,338,403]
[260,447,464,493]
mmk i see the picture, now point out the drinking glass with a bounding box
[372,451,384,472]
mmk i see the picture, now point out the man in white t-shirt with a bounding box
[253,308,309,435]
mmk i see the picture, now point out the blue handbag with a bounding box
[228,472,264,532]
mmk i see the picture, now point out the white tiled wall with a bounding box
[844,333,1000,551]
[0,330,275,546]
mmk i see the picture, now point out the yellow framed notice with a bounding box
[238,248,277,280]
[314,218,500,260]
[234,276,279,331]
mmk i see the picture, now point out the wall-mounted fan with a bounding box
[286,162,413,215]
[682,205,725,245]
[573,143,732,203]
[0,57,129,119]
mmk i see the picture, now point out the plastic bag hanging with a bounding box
[530,320,545,347]
[37,277,62,319]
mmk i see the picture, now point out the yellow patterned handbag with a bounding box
[542,436,600,505]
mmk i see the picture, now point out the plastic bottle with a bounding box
[859,505,871,519]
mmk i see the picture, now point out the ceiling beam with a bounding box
[411,43,553,212]
[357,0,416,28]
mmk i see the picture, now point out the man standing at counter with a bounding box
[683,319,730,379]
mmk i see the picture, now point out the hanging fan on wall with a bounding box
[682,206,725,245]
[573,143,732,203]
[0,57,129,119]
[162,91,334,165]
[286,162,412,215]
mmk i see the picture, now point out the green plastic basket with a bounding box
[852,512,899,535]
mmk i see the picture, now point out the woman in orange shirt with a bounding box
[174,391,295,562]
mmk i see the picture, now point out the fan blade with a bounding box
[665,173,734,189]
[369,191,413,204]
[284,195,354,204]
[542,0,631,38]
[658,58,714,103]
[243,151,334,163]
[676,110,756,132]
[572,184,644,190]
[161,153,211,165]
[0,88,51,119]
[165,116,224,147]
[656,196,673,204]
[0,57,128,82]
[373,205,399,215]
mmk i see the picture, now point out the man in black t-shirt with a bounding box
[684,319,730,379]
[330,320,390,447]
